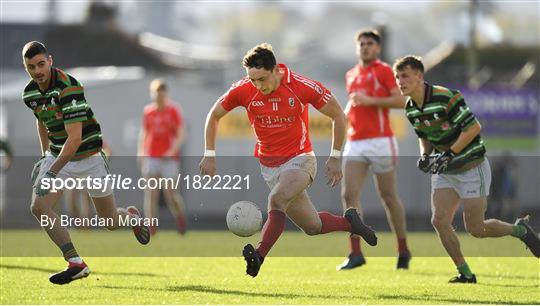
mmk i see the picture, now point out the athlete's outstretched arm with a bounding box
[199,102,229,176]
[49,121,82,174]
[36,119,49,156]
[317,96,346,187]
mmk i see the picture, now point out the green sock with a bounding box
[511,225,527,238]
[457,263,473,278]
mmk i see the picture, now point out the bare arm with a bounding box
[317,95,346,187]
[450,121,481,154]
[419,138,433,156]
[351,87,406,109]
[204,102,229,151]
[137,127,147,157]
[165,124,185,156]
[49,122,82,174]
[200,102,229,176]
[317,95,346,152]
[36,119,49,156]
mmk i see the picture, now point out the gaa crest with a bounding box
[289,98,294,107]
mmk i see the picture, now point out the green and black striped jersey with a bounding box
[22,67,102,160]
[405,83,485,173]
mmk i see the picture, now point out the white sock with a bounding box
[68,257,83,264]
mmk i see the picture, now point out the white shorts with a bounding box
[35,151,113,198]
[432,158,491,199]
[260,152,317,190]
[343,137,398,173]
[142,157,179,178]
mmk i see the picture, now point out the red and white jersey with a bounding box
[345,59,397,140]
[219,63,332,167]
[142,100,183,158]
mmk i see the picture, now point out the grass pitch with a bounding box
[1,230,539,304]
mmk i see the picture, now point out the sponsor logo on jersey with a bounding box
[251,100,264,107]
[256,115,295,126]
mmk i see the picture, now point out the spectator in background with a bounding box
[138,79,187,235]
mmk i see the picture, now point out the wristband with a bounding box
[204,149,216,157]
[330,149,341,159]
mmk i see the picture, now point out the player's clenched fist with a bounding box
[199,156,216,176]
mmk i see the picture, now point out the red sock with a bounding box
[256,210,286,257]
[176,214,186,234]
[318,211,352,234]
[397,238,409,255]
[350,236,362,256]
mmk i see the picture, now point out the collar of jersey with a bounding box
[277,63,292,84]
[37,67,57,95]
[409,82,433,111]
[357,59,381,72]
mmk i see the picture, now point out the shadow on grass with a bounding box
[167,285,350,299]
[0,264,163,277]
[98,284,359,300]
[368,268,539,281]
[376,294,535,305]
[478,283,539,289]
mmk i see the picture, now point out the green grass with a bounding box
[483,137,538,151]
[1,230,539,304]
[1,229,535,257]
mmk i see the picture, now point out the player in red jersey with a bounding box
[200,43,378,277]
[338,29,411,271]
[138,79,187,235]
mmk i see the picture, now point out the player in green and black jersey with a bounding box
[393,55,540,283]
[22,41,150,285]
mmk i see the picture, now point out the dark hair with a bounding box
[355,29,381,44]
[242,43,276,70]
[22,41,48,59]
[393,55,424,73]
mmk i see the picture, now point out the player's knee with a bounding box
[30,200,50,217]
[379,189,399,208]
[268,190,289,210]
[466,225,486,238]
[303,226,320,236]
[304,227,321,236]
[431,215,449,230]
[379,191,398,208]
